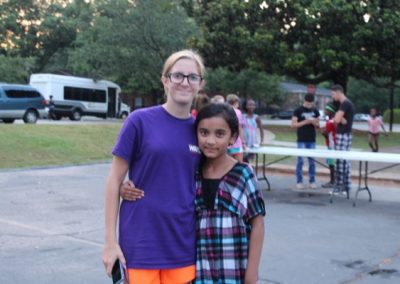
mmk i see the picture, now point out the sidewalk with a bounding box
[258,129,400,185]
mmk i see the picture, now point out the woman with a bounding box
[102,49,205,284]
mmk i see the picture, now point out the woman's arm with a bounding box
[245,215,265,284]
[102,156,129,277]
[256,116,264,144]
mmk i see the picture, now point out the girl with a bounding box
[103,49,205,284]
[194,103,265,283]
[243,99,264,162]
[367,108,387,152]
[243,99,264,148]
[226,94,246,162]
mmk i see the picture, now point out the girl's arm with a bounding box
[256,116,264,144]
[102,156,129,277]
[245,215,265,284]
[380,119,388,135]
[239,124,246,148]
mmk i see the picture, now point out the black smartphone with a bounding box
[111,259,125,284]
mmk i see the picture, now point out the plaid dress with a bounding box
[194,163,265,284]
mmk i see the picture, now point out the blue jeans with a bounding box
[296,142,316,183]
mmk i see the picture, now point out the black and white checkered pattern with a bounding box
[335,133,352,189]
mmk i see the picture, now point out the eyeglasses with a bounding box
[167,72,203,85]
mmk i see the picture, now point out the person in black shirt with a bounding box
[291,93,320,189]
[331,84,355,195]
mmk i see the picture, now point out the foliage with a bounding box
[383,109,400,124]
[67,0,198,97]
[0,55,35,83]
[0,0,94,72]
[2,0,400,108]
[184,0,400,90]
[347,77,400,113]
[205,67,283,103]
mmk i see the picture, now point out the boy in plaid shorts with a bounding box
[331,85,355,194]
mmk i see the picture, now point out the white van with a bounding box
[29,74,130,120]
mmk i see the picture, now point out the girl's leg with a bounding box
[368,133,375,152]
[373,134,379,152]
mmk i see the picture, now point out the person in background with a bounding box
[210,94,225,104]
[291,93,320,189]
[321,102,337,188]
[243,99,264,162]
[194,102,265,283]
[367,107,387,152]
[48,95,55,120]
[331,84,355,195]
[102,49,205,284]
[226,94,246,162]
[191,90,209,117]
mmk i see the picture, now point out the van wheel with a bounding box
[70,110,82,121]
[23,110,39,123]
[3,118,15,124]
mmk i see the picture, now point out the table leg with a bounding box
[254,153,270,191]
[353,161,372,207]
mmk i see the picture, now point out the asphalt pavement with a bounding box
[0,163,399,284]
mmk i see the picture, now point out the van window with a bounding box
[5,90,41,98]
[64,86,106,103]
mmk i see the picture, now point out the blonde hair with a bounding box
[162,49,205,78]
[193,91,210,111]
[210,94,225,104]
[226,94,240,105]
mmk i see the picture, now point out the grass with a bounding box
[0,123,398,170]
[0,123,121,169]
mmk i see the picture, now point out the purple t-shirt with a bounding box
[112,105,201,268]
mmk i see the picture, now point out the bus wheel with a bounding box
[70,110,82,121]
[120,112,128,120]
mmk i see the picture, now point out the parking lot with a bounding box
[1,163,399,283]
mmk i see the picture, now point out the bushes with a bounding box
[383,108,400,123]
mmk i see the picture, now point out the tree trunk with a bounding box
[389,82,395,132]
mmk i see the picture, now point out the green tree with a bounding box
[68,0,199,102]
[347,77,399,114]
[184,0,400,92]
[351,0,400,130]
[205,67,283,104]
[0,55,35,83]
[0,0,94,72]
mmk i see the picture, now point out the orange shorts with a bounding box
[126,264,195,284]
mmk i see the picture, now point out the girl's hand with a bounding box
[120,180,144,201]
[244,273,258,284]
[102,242,126,277]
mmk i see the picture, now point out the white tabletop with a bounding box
[245,146,400,164]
